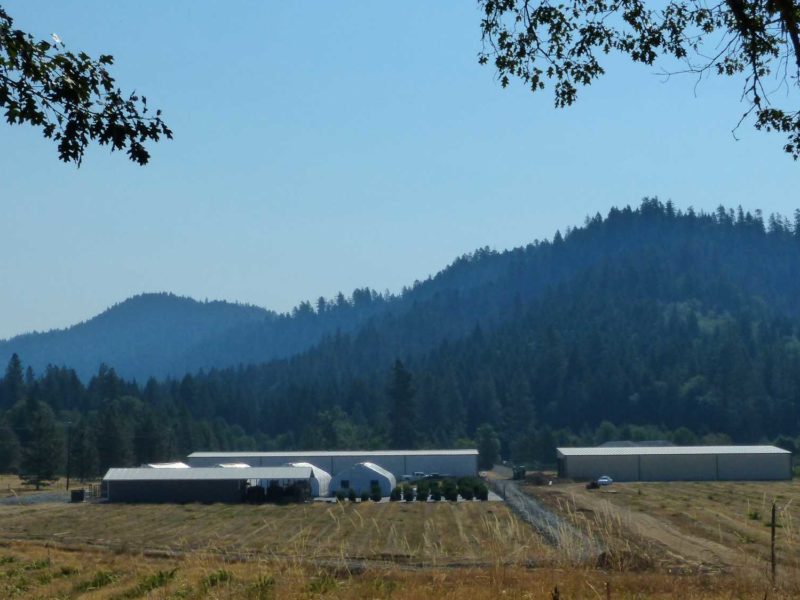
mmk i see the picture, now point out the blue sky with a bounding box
[1,1,797,340]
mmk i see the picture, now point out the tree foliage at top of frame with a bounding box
[479,0,800,158]
[0,6,171,166]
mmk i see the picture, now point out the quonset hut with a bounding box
[186,450,478,479]
[557,445,792,482]
[285,462,331,497]
[102,466,316,503]
[329,462,396,497]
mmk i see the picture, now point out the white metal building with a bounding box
[557,445,792,482]
[186,450,478,479]
[329,462,396,497]
[102,466,316,503]
[285,462,332,497]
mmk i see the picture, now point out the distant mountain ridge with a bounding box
[4,199,800,388]
[0,294,275,380]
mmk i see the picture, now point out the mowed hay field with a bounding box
[527,479,800,580]
[2,494,800,598]
[0,500,547,567]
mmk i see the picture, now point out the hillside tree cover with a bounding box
[0,5,170,165]
[479,0,800,157]
[3,201,800,481]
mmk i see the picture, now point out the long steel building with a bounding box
[186,450,478,479]
[557,445,792,482]
[103,466,314,503]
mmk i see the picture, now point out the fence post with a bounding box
[771,502,776,586]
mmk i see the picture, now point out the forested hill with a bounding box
[0,294,276,380]
[10,199,800,385]
[4,200,800,480]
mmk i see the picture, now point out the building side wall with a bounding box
[330,468,396,496]
[717,453,792,480]
[563,452,791,482]
[405,454,477,477]
[639,454,717,481]
[107,480,244,503]
[565,455,639,481]
[187,454,476,478]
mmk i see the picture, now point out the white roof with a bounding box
[285,462,332,481]
[146,462,190,468]
[357,461,395,479]
[188,449,477,458]
[103,467,312,481]
[557,445,790,457]
[217,463,251,468]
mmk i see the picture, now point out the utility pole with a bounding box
[771,502,777,585]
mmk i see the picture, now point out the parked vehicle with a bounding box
[597,475,614,486]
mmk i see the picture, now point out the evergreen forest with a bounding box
[4,199,800,483]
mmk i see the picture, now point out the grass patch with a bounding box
[75,569,118,592]
[247,574,276,599]
[113,568,177,599]
[201,568,232,589]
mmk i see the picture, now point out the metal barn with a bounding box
[102,466,315,503]
[186,449,478,479]
[557,445,792,482]
[329,462,396,497]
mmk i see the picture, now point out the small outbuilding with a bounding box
[329,462,396,497]
[103,466,315,503]
[557,445,792,482]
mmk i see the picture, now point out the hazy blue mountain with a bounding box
[0,294,274,381]
[5,199,800,390]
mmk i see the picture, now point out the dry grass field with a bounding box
[2,537,787,600]
[525,479,800,585]
[4,481,800,598]
[0,500,546,568]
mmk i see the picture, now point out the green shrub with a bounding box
[416,480,430,501]
[430,482,442,501]
[361,490,370,502]
[475,482,489,501]
[390,486,402,501]
[348,488,357,502]
[402,484,414,502]
[335,490,347,502]
[370,483,382,502]
[442,479,459,502]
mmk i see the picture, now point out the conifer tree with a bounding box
[0,420,21,473]
[476,423,500,470]
[387,360,416,449]
[20,402,64,490]
[1,353,24,409]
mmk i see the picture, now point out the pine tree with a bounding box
[476,423,501,470]
[0,420,21,473]
[1,353,25,409]
[70,421,99,481]
[387,360,416,449]
[95,401,133,472]
[20,402,64,490]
